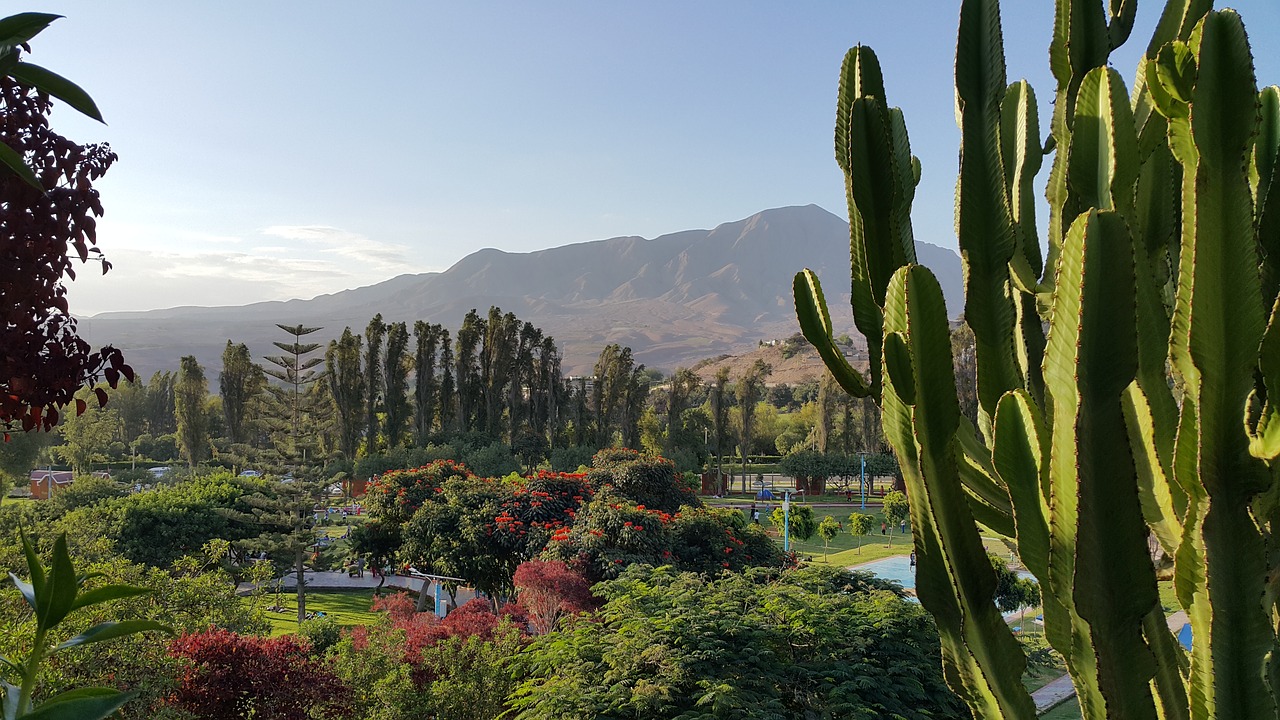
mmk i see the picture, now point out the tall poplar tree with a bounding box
[382,321,411,448]
[438,328,456,433]
[413,321,441,445]
[145,371,177,435]
[665,368,700,457]
[363,314,386,453]
[735,360,771,491]
[175,355,209,469]
[220,341,257,445]
[455,310,482,432]
[711,367,731,483]
[325,328,364,460]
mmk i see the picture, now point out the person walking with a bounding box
[881,521,887,535]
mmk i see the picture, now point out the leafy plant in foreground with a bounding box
[2,532,168,720]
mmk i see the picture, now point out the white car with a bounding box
[238,470,263,477]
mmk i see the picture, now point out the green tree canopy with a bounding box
[509,564,966,719]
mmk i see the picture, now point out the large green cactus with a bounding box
[796,1,1279,717]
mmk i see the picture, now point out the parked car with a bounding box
[238,469,263,477]
[148,466,172,479]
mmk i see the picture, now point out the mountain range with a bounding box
[79,204,963,379]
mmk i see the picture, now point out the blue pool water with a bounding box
[853,556,1036,597]
[853,555,918,590]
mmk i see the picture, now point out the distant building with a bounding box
[29,470,73,500]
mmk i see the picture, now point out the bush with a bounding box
[549,445,595,473]
[462,442,519,478]
[299,615,341,655]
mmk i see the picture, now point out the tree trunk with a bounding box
[295,548,306,624]
[416,580,432,612]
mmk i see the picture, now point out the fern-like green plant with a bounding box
[2,532,169,720]
[795,0,1280,717]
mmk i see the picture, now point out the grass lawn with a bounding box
[1158,578,1179,613]
[1041,697,1082,719]
[799,531,915,568]
[251,588,385,636]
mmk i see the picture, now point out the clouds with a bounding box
[261,225,416,273]
[67,224,435,316]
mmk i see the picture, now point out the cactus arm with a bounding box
[1123,383,1187,556]
[1248,296,1280,460]
[1044,0,1114,299]
[835,46,918,395]
[1163,12,1276,718]
[999,81,1048,405]
[992,390,1050,581]
[881,264,1036,717]
[1143,607,1192,720]
[1001,81,1044,288]
[954,0,1023,427]
[792,270,871,398]
[1257,87,1280,306]
[1045,210,1161,718]
[953,419,1017,538]
[1107,0,1137,50]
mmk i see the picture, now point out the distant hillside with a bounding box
[79,205,962,379]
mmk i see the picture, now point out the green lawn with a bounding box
[251,588,385,636]
[1041,697,1082,719]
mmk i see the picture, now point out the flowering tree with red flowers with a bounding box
[544,487,675,581]
[586,448,698,513]
[667,505,781,574]
[1,22,133,433]
[491,470,592,558]
[402,473,519,608]
[513,559,595,635]
[364,459,473,525]
[167,628,351,720]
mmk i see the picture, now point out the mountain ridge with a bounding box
[79,205,963,378]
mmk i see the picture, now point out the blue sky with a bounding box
[24,2,1280,314]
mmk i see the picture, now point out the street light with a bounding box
[783,489,792,553]
[858,452,868,510]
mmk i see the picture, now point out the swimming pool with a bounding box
[852,556,1036,595]
[852,555,918,590]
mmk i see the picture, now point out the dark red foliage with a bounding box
[167,628,351,720]
[513,559,595,634]
[363,592,527,683]
[1,78,132,432]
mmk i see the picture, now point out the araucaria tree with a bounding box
[263,324,325,468]
[0,15,133,433]
[794,0,1280,716]
[175,355,209,468]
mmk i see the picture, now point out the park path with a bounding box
[240,570,425,594]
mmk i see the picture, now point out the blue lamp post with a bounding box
[859,452,868,510]
[782,489,791,553]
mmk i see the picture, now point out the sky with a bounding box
[21,1,1280,316]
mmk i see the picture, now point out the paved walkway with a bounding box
[240,570,425,594]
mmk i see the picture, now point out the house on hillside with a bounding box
[29,470,73,500]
